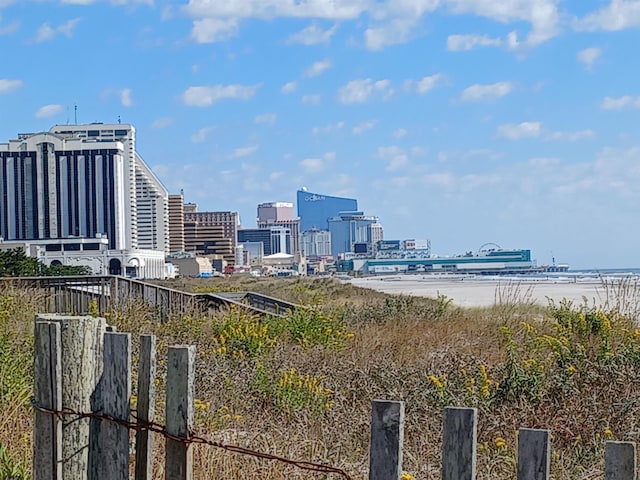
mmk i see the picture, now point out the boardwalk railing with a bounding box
[33,314,638,480]
[0,275,299,319]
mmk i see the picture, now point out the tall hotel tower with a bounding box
[0,123,169,254]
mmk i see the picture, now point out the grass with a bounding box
[2,275,640,479]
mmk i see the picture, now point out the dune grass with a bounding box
[2,275,640,479]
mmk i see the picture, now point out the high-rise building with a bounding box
[184,210,239,251]
[297,188,357,232]
[257,201,300,257]
[238,226,292,256]
[168,194,185,253]
[301,228,332,257]
[327,211,379,258]
[0,123,168,252]
[184,221,234,263]
[257,202,294,223]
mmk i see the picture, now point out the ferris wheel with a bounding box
[477,242,502,253]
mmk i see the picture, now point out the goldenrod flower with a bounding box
[494,437,507,448]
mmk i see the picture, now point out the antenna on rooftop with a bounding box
[74,104,78,124]
[66,106,69,125]
[118,115,121,124]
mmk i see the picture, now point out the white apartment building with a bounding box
[0,123,169,277]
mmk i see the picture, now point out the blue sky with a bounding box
[1,0,640,269]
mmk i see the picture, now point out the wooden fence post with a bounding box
[93,332,131,480]
[518,428,550,480]
[35,314,106,480]
[606,441,637,480]
[33,321,62,480]
[442,407,477,480]
[165,345,196,480]
[369,400,405,480]
[135,334,157,480]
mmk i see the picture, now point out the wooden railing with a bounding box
[0,275,299,319]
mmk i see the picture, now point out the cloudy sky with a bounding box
[1,0,640,269]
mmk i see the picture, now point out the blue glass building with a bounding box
[328,211,378,258]
[296,189,358,232]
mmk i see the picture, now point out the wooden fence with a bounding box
[33,314,638,480]
[1,275,299,320]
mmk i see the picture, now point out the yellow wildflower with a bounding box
[494,437,507,448]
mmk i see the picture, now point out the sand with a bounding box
[349,275,609,308]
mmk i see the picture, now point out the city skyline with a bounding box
[1,1,640,269]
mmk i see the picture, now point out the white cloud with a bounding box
[34,18,80,43]
[299,157,325,172]
[338,78,393,104]
[35,104,63,119]
[575,0,640,31]
[364,18,418,50]
[101,88,134,106]
[254,113,277,125]
[447,33,502,51]
[601,95,640,110]
[313,121,344,135]
[190,126,216,143]
[286,22,337,45]
[497,121,543,140]
[446,0,560,48]
[301,94,321,105]
[181,84,259,106]
[378,146,409,171]
[0,21,19,36]
[460,81,513,102]
[304,58,332,78]
[422,172,455,187]
[151,117,174,129]
[577,47,602,70]
[352,119,377,135]
[120,88,133,107]
[183,0,369,21]
[191,18,238,43]
[233,145,259,158]
[413,73,442,94]
[546,129,596,142]
[392,128,407,138]
[0,79,22,94]
[281,81,297,94]
[181,0,561,53]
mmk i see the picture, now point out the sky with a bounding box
[1,0,640,269]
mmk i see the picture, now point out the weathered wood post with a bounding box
[165,345,196,480]
[135,334,157,480]
[442,407,477,480]
[369,400,405,480]
[35,314,106,480]
[518,428,550,480]
[93,332,131,480]
[606,441,637,480]
[33,321,63,480]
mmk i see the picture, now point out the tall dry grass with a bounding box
[2,276,640,479]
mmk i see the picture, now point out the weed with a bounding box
[0,443,30,480]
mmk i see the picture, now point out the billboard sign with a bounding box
[377,240,401,251]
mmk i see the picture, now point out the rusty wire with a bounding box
[31,399,353,479]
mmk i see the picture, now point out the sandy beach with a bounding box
[350,275,610,308]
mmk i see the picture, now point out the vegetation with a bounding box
[0,247,92,277]
[2,275,640,478]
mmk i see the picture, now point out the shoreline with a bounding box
[349,275,611,308]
